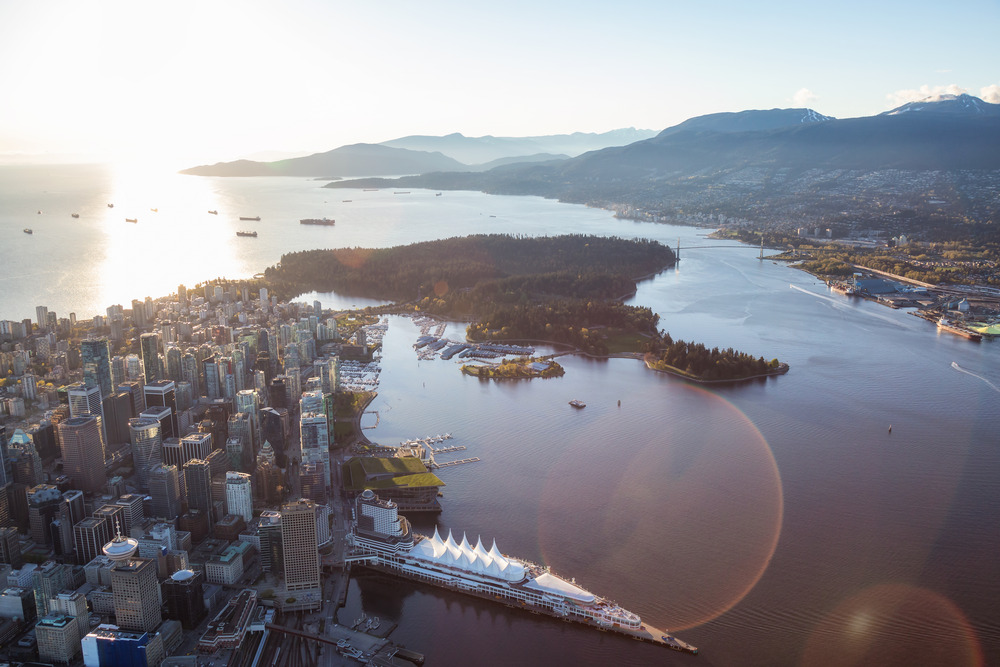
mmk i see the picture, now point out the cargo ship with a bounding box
[300,217,335,226]
[236,230,258,237]
[240,216,261,221]
[348,490,697,655]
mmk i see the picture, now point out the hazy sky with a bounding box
[2,0,997,167]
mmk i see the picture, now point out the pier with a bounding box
[430,457,480,469]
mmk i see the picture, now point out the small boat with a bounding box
[236,230,258,237]
[125,218,137,223]
[71,213,79,218]
[569,400,586,409]
[394,191,410,194]
[342,199,352,202]
[208,210,218,215]
[150,208,158,212]
[240,216,260,221]
[23,228,33,234]
[107,203,114,208]
[436,192,442,196]
[36,210,41,214]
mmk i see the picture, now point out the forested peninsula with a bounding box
[263,234,784,380]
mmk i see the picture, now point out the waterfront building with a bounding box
[342,456,444,512]
[197,588,257,652]
[57,416,107,493]
[280,499,319,607]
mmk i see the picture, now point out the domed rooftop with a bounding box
[102,535,138,562]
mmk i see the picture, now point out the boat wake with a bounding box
[788,284,904,328]
[951,362,1000,393]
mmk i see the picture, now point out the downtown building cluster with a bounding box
[0,282,369,665]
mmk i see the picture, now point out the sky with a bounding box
[1,0,998,168]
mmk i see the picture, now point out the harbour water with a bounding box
[3,165,999,665]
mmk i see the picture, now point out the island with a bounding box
[461,357,565,379]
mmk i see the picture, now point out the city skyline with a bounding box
[1,1,998,167]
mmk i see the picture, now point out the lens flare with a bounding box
[536,383,784,631]
[800,584,983,667]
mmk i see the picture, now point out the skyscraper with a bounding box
[67,382,107,442]
[202,356,221,400]
[128,417,162,491]
[81,338,113,399]
[147,464,182,520]
[139,333,162,385]
[225,472,253,522]
[57,416,106,493]
[183,459,213,523]
[110,558,161,633]
[162,569,206,630]
[73,516,110,566]
[179,432,212,464]
[281,499,319,601]
[143,380,178,440]
[165,345,182,382]
[35,305,49,332]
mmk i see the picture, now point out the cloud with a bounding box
[792,88,819,107]
[886,84,967,108]
[980,85,1000,104]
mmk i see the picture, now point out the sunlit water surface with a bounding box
[2,165,999,666]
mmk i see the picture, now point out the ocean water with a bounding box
[3,164,999,666]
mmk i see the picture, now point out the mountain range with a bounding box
[317,94,1000,237]
[179,128,655,177]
